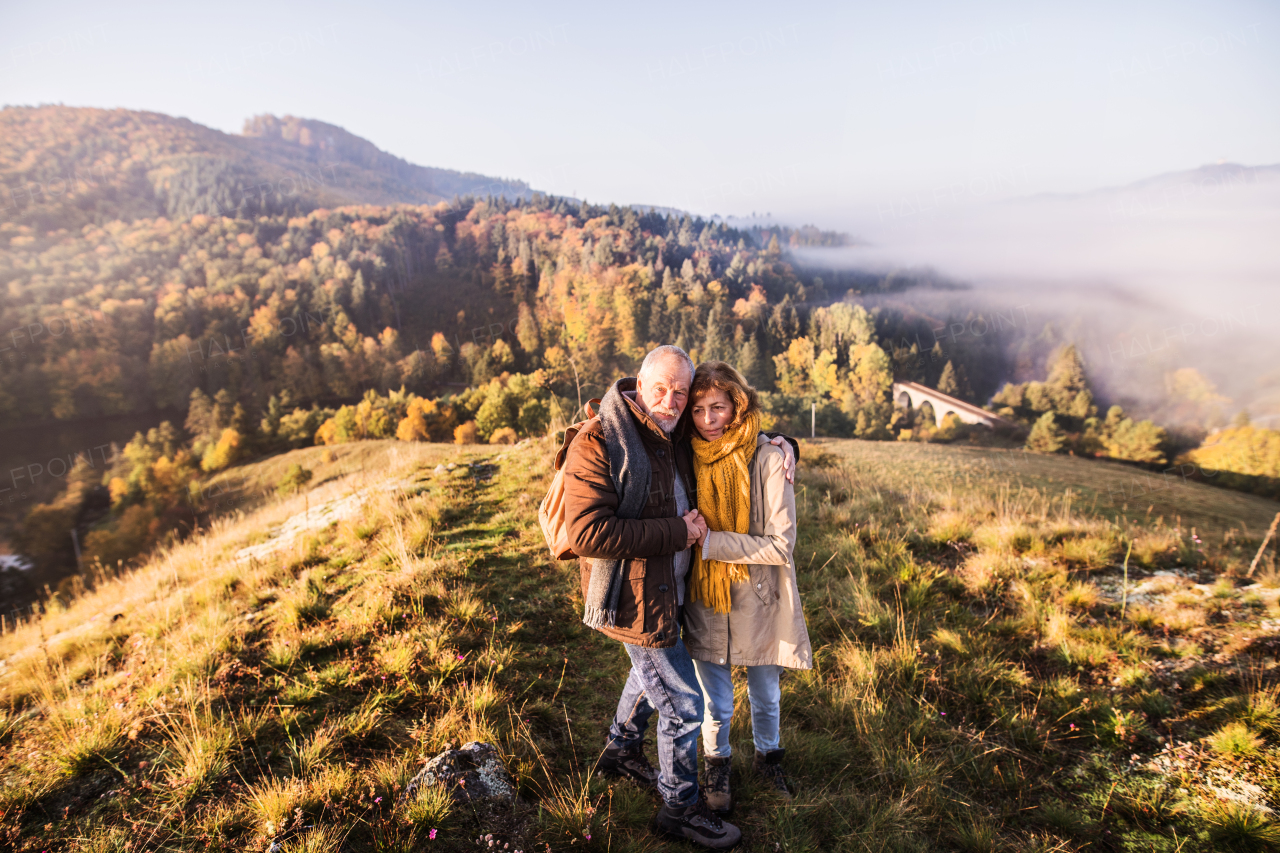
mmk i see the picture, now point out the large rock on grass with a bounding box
[402,741,515,805]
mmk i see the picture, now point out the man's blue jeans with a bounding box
[607,638,703,808]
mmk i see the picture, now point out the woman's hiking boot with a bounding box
[654,796,742,848]
[703,755,732,813]
[596,743,658,788]
[753,749,792,800]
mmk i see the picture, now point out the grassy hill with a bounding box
[1,440,1278,852]
[0,106,529,231]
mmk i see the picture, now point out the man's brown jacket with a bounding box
[563,387,695,648]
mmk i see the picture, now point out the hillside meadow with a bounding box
[1,438,1278,852]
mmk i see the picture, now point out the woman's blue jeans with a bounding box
[693,659,783,757]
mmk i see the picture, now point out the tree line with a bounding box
[6,192,1276,587]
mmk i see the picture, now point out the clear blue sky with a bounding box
[2,0,1277,223]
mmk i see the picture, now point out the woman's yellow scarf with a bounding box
[689,410,760,613]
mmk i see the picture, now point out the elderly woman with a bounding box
[682,361,812,814]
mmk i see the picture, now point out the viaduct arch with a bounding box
[891,381,1014,429]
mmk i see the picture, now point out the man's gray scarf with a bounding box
[582,377,653,630]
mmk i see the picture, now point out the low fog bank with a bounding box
[794,164,1280,423]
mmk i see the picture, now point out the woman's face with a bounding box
[691,387,735,441]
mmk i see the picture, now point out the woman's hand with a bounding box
[682,509,708,548]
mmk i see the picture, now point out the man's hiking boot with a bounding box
[596,744,658,788]
[753,748,792,801]
[654,797,742,849]
[703,755,732,813]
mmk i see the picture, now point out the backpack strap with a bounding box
[551,399,605,471]
[553,423,583,470]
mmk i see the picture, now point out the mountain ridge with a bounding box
[1011,161,1280,204]
[0,105,532,231]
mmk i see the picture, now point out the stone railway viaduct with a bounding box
[891,381,1016,429]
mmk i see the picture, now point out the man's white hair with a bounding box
[638,345,694,383]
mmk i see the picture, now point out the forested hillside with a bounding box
[0,186,1033,590]
[0,191,998,428]
[3,108,1275,604]
[0,106,529,232]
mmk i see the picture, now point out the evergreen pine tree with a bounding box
[231,402,253,438]
[738,334,771,390]
[661,267,677,294]
[703,304,729,362]
[937,360,975,400]
[1013,340,1036,381]
[955,362,974,400]
[1046,344,1093,417]
[890,342,924,382]
[351,270,366,313]
[515,303,541,353]
[938,361,961,396]
[1026,411,1066,454]
[767,296,800,350]
[1100,406,1167,464]
[212,389,236,432]
[648,298,669,345]
[185,388,215,446]
[928,342,946,384]
[260,394,284,440]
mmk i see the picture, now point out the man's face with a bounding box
[635,356,691,434]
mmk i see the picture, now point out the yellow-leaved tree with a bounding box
[840,342,893,437]
[1188,423,1280,478]
[773,338,816,397]
[201,427,243,472]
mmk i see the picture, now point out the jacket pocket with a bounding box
[750,564,778,606]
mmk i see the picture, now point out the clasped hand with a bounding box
[683,509,708,548]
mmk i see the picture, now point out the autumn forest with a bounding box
[1,106,1275,598]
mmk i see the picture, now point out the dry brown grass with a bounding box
[4,437,1278,852]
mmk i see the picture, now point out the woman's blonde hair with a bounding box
[689,361,760,428]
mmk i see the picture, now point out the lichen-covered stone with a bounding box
[401,741,515,805]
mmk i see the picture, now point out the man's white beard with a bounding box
[650,408,679,433]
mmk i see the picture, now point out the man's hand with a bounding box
[683,509,706,548]
[769,436,797,483]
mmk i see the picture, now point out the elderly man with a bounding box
[563,345,792,848]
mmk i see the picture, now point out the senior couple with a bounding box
[562,344,811,848]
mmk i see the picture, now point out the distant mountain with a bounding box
[0,106,531,231]
[1118,162,1280,192]
[1016,162,1280,204]
[240,113,531,206]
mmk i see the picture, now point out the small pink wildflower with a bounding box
[430,828,438,840]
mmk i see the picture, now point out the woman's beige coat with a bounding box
[683,434,812,669]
